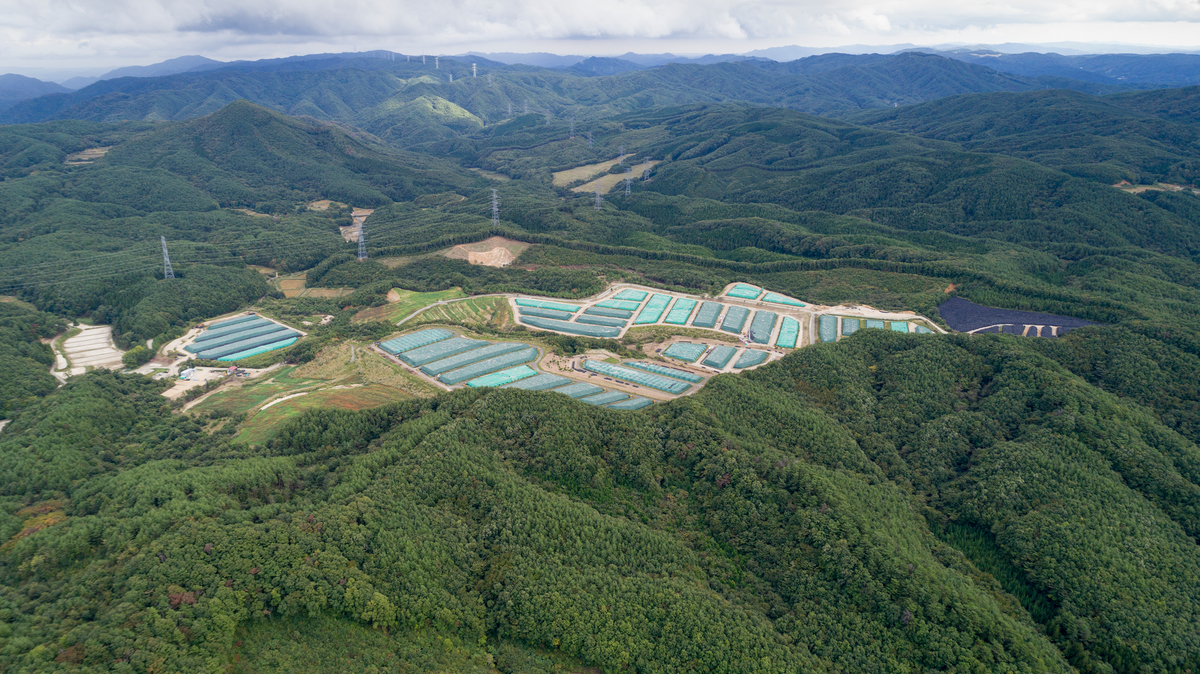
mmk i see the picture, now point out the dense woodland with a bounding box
[1,51,1200,672]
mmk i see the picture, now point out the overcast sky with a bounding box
[4,0,1200,79]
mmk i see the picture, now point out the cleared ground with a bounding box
[573,160,659,194]
[443,236,529,268]
[353,287,466,323]
[406,296,511,329]
[469,168,511,181]
[64,147,110,164]
[58,325,124,372]
[551,155,629,187]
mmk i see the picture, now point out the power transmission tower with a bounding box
[507,101,512,115]
[160,236,174,279]
[422,55,425,64]
[619,144,624,159]
[491,189,500,227]
[435,56,439,68]
[448,73,453,82]
[488,73,493,85]
[543,109,551,124]
[524,100,529,114]
[625,167,632,196]
[595,189,603,210]
[472,63,477,77]
[642,157,651,181]
[358,218,368,261]
[587,131,593,147]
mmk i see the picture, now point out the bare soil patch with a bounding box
[443,236,529,268]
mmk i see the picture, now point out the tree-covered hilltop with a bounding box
[846,88,1200,185]
[0,52,1127,137]
[1,329,1198,672]
[0,301,65,419]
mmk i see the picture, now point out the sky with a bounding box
[3,0,1200,79]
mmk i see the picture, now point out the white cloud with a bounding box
[1,0,1198,74]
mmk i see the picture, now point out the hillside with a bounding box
[0,74,70,111]
[0,52,1123,144]
[2,79,1200,673]
[846,88,1200,184]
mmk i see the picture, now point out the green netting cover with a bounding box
[580,391,630,406]
[702,345,737,369]
[197,329,301,359]
[518,306,575,321]
[818,315,838,342]
[663,342,708,362]
[633,294,672,324]
[520,315,621,338]
[865,319,886,330]
[720,306,750,333]
[515,298,580,313]
[399,337,488,366]
[194,317,272,343]
[664,298,697,325]
[466,365,537,387]
[915,325,933,334]
[555,382,604,398]
[613,289,648,301]
[585,306,634,319]
[421,342,528,376]
[626,361,703,382]
[188,323,292,353]
[691,302,724,328]
[733,350,769,368]
[582,360,691,393]
[218,337,299,361]
[607,396,653,410]
[725,283,762,299]
[842,318,860,336]
[775,317,799,348]
[379,329,453,354]
[890,321,911,333]
[595,299,642,311]
[207,314,260,330]
[760,292,804,307]
[439,347,539,385]
[503,373,572,391]
[575,315,626,327]
[749,311,777,344]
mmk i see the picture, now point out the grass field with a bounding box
[622,325,741,346]
[352,288,466,323]
[406,295,510,328]
[234,384,408,445]
[191,343,436,444]
[551,155,628,186]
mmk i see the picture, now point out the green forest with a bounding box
[1,52,1199,672]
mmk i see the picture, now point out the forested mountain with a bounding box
[0,52,1124,137]
[847,88,1200,184]
[2,46,1200,673]
[924,49,1200,87]
[0,75,70,111]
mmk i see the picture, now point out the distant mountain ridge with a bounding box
[0,73,69,110]
[0,51,1129,136]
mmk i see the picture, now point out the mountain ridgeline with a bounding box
[0,47,1199,673]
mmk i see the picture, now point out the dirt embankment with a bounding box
[443,236,529,268]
